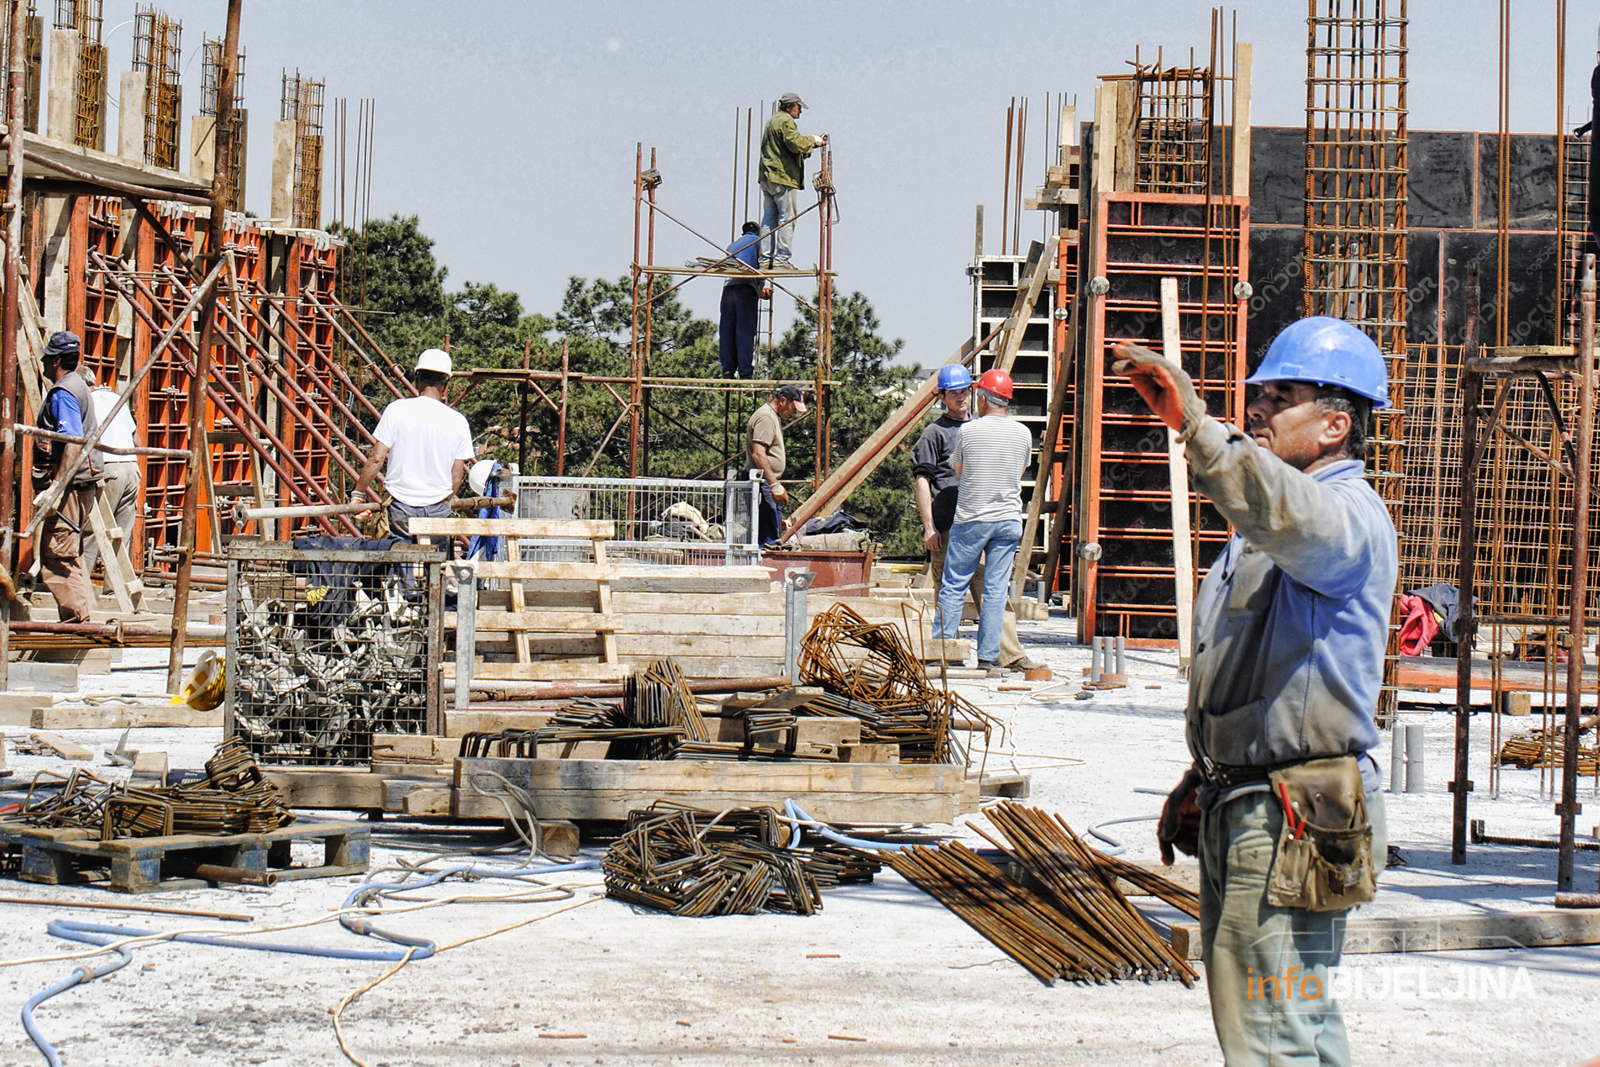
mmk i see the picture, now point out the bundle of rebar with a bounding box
[796,604,991,763]
[887,802,1196,986]
[602,803,880,917]
[1498,728,1600,775]
[8,740,295,841]
[624,658,711,756]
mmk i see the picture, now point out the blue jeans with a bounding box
[1200,787,1388,1066]
[757,480,781,547]
[719,283,758,378]
[759,179,798,266]
[936,519,1020,662]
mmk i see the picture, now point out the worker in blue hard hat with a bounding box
[1113,315,1397,1067]
[911,362,1043,672]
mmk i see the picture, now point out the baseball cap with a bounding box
[776,384,808,412]
[778,92,806,110]
[44,330,81,357]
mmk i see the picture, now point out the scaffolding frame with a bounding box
[627,134,837,488]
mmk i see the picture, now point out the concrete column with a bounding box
[189,113,216,181]
[38,196,73,337]
[119,70,147,161]
[270,119,296,223]
[46,28,79,143]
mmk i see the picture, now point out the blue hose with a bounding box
[784,800,910,852]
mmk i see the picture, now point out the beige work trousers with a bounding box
[41,487,94,624]
[928,537,1025,664]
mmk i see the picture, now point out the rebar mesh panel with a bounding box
[226,543,441,766]
[132,4,181,168]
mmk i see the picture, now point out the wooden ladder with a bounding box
[411,517,625,681]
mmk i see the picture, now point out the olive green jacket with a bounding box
[760,110,815,189]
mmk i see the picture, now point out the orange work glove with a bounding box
[1157,764,1204,865]
[1112,342,1205,434]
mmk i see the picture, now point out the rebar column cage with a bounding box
[1132,63,1214,195]
[1,1,41,135]
[131,3,180,168]
[281,69,324,230]
[200,35,246,213]
[55,0,103,150]
[629,138,837,486]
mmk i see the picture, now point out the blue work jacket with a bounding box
[1181,416,1397,797]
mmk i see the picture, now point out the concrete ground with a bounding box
[0,616,1597,1066]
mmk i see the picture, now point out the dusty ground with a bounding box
[0,617,1597,1067]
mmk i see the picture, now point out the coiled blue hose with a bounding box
[20,854,601,1065]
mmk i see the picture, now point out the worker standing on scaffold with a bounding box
[759,92,825,270]
[1115,316,1394,1067]
[350,348,474,543]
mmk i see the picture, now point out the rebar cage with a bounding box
[513,475,762,566]
[225,542,443,766]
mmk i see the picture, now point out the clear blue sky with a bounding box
[91,1,1598,367]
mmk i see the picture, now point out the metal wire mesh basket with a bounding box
[514,475,762,564]
[225,542,443,766]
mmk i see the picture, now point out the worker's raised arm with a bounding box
[781,115,817,158]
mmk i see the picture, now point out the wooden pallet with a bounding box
[415,517,626,682]
[0,819,368,894]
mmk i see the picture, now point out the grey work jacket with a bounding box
[1181,416,1397,794]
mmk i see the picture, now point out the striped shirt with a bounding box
[952,414,1032,524]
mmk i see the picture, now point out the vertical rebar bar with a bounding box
[1558,254,1595,890]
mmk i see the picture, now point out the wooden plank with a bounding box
[469,561,621,581]
[1231,42,1253,198]
[448,661,630,682]
[1093,84,1116,195]
[409,517,615,539]
[443,710,554,737]
[453,756,962,823]
[447,610,621,632]
[1168,909,1600,962]
[594,539,620,666]
[262,769,387,810]
[506,534,533,665]
[1113,79,1137,192]
[1160,277,1195,666]
[610,592,785,615]
[616,634,786,658]
[1396,656,1599,693]
[31,703,223,730]
[30,731,93,760]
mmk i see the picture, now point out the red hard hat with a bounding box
[974,368,1014,401]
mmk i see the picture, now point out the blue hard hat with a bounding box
[936,364,972,391]
[1246,316,1391,408]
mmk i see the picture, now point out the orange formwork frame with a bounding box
[1076,191,1249,642]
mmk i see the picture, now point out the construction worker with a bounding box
[350,348,474,543]
[1116,316,1395,1067]
[720,221,762,379]
[759,92,825,269]
[913,364,1043,671]
[85,376,142,582]
[934,368,1032,671]
[33,331,102,623]
[747,384,806,546]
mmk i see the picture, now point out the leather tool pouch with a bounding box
[1266,755,1376,912]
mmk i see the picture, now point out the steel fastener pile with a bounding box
[602,803,881,917]
[798,603,992,763]
[7,739,295,841]
[232,568,429,763]
[887,801,1197,986]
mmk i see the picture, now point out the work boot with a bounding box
[976,658,1004,674]
[1002,655,1046,672]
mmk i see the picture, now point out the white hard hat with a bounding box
[468,459,503,498]
[416,348,452,375]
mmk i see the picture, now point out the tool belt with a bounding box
[1265,754,1377,913]
[1204,762,1273,790]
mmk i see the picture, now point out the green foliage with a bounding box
[340,215,926,550]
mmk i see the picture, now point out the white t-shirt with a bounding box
[373,396,474,506]
[952,414,1032,525]
[89,387,139,465]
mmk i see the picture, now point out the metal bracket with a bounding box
[1555,801,1584,817]
[451,561,477,711]
[783,569,817,683]
[1447,780,1474,794]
